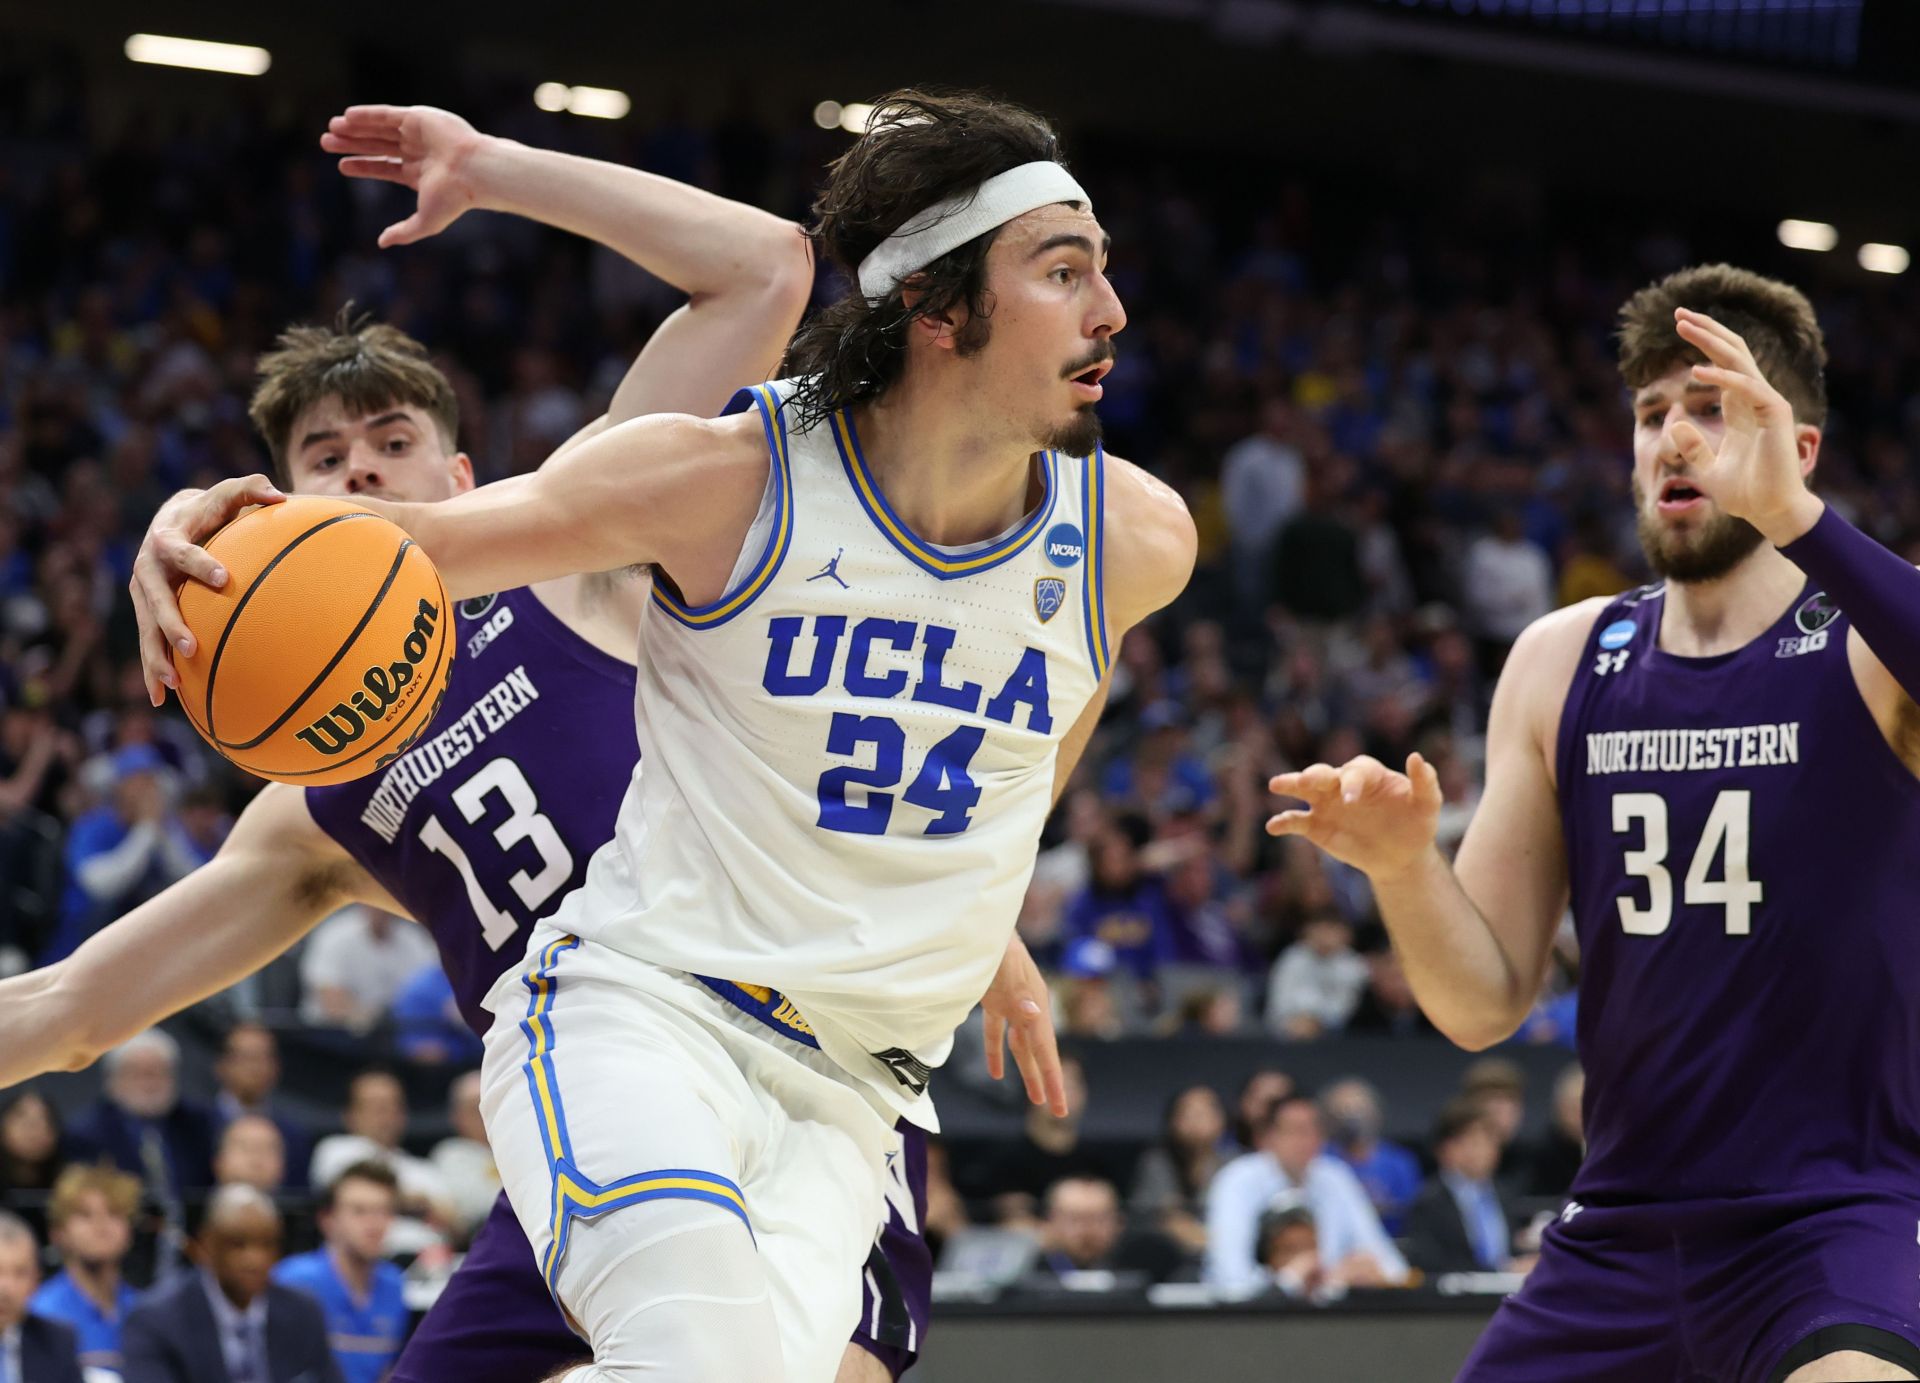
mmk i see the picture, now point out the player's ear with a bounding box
[901,276,968,354]
[449,451,476,493]
[1795,423,1821,483]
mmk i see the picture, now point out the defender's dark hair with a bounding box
[1617,263,1828,426]
[783,89,1069,431]
[249,306,459,485]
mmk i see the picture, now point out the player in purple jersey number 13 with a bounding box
[1269,266,1920,1382]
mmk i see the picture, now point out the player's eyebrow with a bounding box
[1634,381,1718,409]
[298,410,413,450]
[1028,233,1112,261]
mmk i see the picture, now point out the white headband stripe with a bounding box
[855,161,1091,303]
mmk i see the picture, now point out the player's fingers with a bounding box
[1274,763,1339,803]
[1675,311,1758,371]
[319,132,401,157]
[378,213,429,248]
[1690,365,1783,413]
[335,105,409,133]
[338,158,414,185]
[1266,808,1316,837]
[1338,755,1388,804]
[1407,751,1443,810]
[982,1011,1007,1081]
[129,580,170,705]
[138,559,198,659]
[1669,419,1714,465]
[1013,1005,1068,1116]
[1007,1024,1048,1109]
[193,475,281,539]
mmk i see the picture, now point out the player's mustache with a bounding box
[1061,345,1116,379]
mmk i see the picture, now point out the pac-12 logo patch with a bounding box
[1034,577,1067,623]
[1598,619,1637,651]
[1795,591,1840,634]
[1044,523,1085,568]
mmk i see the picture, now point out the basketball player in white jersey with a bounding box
[0,102,1067,1383]
[299,89,1198,1381]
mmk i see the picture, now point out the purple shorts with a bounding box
[1459,1191,1920,1383]
[392,1123,934,1383]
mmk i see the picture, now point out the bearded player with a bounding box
[1270,264,1920,1382]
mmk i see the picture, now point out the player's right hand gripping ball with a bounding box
[173,496,454,785]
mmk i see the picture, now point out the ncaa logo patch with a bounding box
[1034,578,1067,624]
[1795,591,1840,634]
[1598,619,1637,651]
[1044,523,1085,569]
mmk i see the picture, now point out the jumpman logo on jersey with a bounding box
[808,548,849,589]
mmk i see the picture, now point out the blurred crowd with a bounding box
[2,54,1919,1373]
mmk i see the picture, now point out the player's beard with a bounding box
[1633,478,1767,583]
[1042,405,1103,459]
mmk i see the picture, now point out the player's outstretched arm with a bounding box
[0,784,398,1088]
[358,408,768,600]
[1268,603,1594,1049]
[322,103,813,435]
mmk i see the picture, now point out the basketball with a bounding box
[173,495,454,786]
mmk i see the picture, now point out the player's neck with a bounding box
[853,382,1045,549]
[1658,545,1807,658]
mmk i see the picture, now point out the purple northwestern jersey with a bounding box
[305,586,637,1036]
[1556,579,1920,1203]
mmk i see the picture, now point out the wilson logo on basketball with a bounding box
[296,598,442,756]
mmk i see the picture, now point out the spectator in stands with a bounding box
[921,1140,969,1261]
[0,1211,82,1383]
[121,1185,340,1383]
[1271,463,1365,622]
[1130,1085,1229,1257]
[971,1059,1130,1227]
[0,1092,66,1245]
[1345,942,1433,1037]
[428,1073,496,1242]
[1462,507,1553,674]
[1320,1078,1421,1237]
[213,1116,287,1197]
[1221,396,1306,615]
[1203,1093,1408,1293]
[1101,702,1216,825]
[213,1024,313,1192]
[1229,1069,1294,1152]
[1459,1057,1528,1186]
[1523,1064,1586,1198]
[1019,789,1105,958]
[0,708,74,965]
[67,1030,217,1203]
[1264,910,1369,1039]
[28,1166,140,1376]
[297,907,439,1035]
[1035,1176,1125,1277]
[1059,815,1178,985]
[390,965,483,1066]
[47,746,202,963]
[309,1071,452,1247]
[1404,1099,1516,1274]
[274,1163,406,1383]
[1254,1199,1327,1300]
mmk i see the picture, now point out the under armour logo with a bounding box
[808,549,849,589]
[1561,1201,1585,1224]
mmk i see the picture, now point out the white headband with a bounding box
[855,161,1091,304]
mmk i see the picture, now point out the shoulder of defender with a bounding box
[1099,452,1197,631]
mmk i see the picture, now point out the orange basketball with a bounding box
[173,495,455,785]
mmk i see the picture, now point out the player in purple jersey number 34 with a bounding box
[1270,265,1920,1383]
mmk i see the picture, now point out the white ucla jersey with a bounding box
[547,377,1111,1120]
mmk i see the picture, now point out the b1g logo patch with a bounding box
[1795,591,1840,634]
[1044,523,1085,569]
[1034,577,1067,624]
[459,593,499,620]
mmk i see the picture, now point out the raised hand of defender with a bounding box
[1669,307,1821,544]
[1266,753,1442,881]
[321,105,489,248]
[130,476,284,707]
[981,933,1069,1118]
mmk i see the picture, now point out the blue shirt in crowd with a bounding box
[273,1249,407,1383]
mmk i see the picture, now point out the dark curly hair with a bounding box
[1617,263,1828,425]
[782,89,1072,432]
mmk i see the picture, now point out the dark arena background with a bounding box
[2,2,1919,1380]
